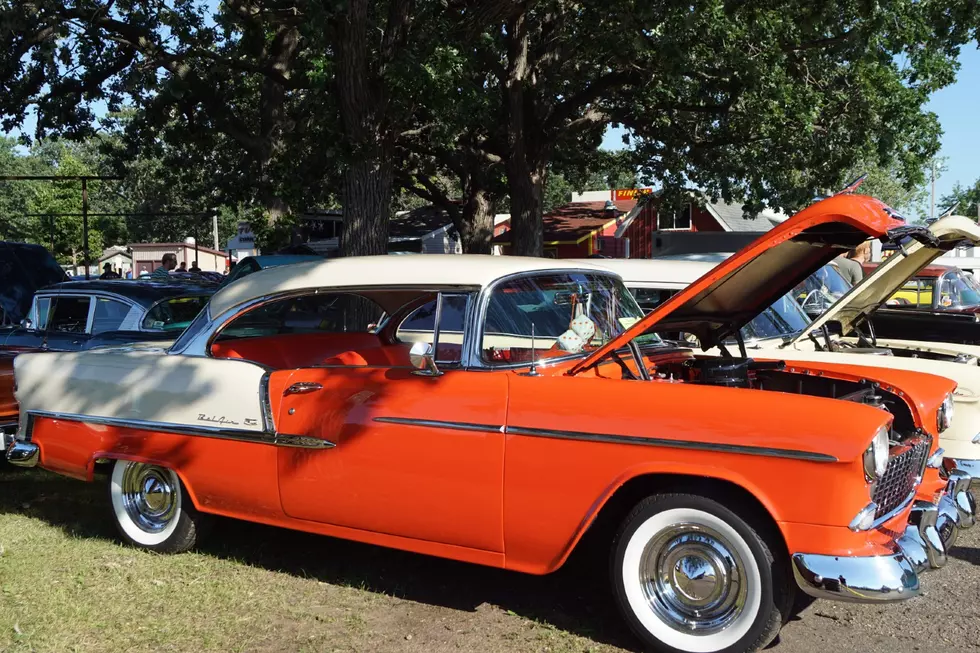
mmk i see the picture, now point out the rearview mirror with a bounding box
[19,318,32,330]
[409,341,442,376]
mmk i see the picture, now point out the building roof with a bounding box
[389,205,455,240]
[128,242,228,257]
[703,200,789,232]
[208,254,611,318]
[99,249,132,263]
[40,280,217,308]
[494,200,634,245]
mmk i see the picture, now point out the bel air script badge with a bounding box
[198,414,241,426]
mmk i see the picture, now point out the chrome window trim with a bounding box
[24,409,333,449]
[467,268,647,371]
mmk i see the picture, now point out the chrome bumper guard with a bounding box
[5,440,39,467]
[793,477,976,603]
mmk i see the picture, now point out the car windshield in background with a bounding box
[938,268,980,309]
[741,292,812,340]
[142,296,212,331]
[794,263,852,317]
[481,272,658,364]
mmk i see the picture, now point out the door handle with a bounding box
[284,382,323,396]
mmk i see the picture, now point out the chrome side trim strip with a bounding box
[504,426,839,462]
[25,410,333,449]
[373,416,503,434]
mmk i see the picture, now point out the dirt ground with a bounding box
[1,467,979,652]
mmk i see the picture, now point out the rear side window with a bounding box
[92,298,132,334]
[142,296,211,331]
[219,293,385,340]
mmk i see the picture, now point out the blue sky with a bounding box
[602,45,980,216]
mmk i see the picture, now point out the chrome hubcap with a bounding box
[120,463,179,533]
[640,523,747,634]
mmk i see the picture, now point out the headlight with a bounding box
[937,392,954,433]
[863,426,890,481]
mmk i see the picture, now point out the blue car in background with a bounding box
[222,255,323,287]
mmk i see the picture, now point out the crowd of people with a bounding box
[99,253,211,280]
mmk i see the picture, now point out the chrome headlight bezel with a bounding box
[937,392,954,433]
[863,426,890,482]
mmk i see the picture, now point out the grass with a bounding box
[0,467,632,653]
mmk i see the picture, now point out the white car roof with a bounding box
[209,254,611,317]
[566,258,715,287]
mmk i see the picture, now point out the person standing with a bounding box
[188,260,202,273]
[834,241,871,286]
[151,253,178,280]
[99,263,120,279]
[177,261,187,272]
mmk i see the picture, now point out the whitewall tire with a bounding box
[109,460,201,553]
[611,494,789,653]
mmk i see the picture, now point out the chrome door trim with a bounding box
[504,425,838,462]
[373,416,503,434]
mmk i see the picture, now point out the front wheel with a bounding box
[610,493,790,653]
[109,460,202,553]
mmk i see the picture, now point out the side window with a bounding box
[631,288,676,313]
[91,298,132,334]
[46,297,91,333]
[396,294,470,365]
[142,296,211,331]
[34,297,52,330]
[220,293,385,340]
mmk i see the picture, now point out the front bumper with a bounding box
[793,477,976,603]
[0,422,17,450]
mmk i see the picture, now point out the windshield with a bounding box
[741,292,812,340]
[481,272,658,365]
[142,296,212,331]
[937,268,980,309]
[793,263,852,317]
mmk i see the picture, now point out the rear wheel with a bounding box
[610,493,790,653]
[108,460,201,553]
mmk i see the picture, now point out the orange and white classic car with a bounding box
[5,195,975,653]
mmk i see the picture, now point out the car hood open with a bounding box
[571,194,932,374]
[0,242,67,325]
[793,214,980,344]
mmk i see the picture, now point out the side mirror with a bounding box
[409,341,442,376]
[19,318,32,330]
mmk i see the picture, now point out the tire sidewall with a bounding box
[109,459,188,550]
[611,495,777,653]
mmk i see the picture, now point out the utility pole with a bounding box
[212,211,219,251]
[930,159,936,222]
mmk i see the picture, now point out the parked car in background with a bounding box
[0,280,216,352]
[0,241,68,326]
[863,260,980,312]
[8,195,973,653]
[221,254,323,287]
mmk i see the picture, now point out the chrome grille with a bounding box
[872,439,931,519]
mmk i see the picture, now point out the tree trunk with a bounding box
[341,159,393,256]
[459,186,494,254]
[503,8,544,257]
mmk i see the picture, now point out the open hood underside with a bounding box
[572,195,930,374]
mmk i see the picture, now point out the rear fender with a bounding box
[85,451,205,511]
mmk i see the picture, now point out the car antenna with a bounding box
[521,323,541,377]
